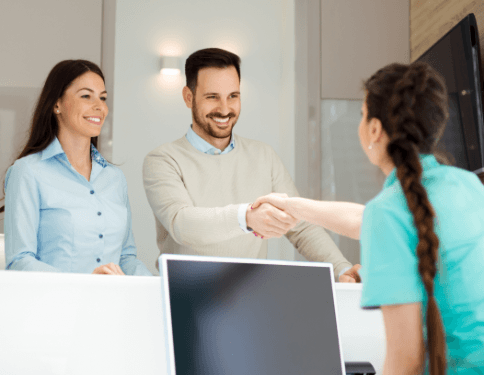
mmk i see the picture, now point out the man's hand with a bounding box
[92,262,125,275]
[338,264,362,283]
[246,202,299,239]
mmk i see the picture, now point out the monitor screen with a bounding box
[161,256,345,375]
[440,92,469,168]
[417,13,484,172]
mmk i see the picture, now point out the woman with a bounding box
[1,60,151,276]
[253,61,484,373]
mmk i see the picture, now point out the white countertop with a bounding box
[0,271,385,374]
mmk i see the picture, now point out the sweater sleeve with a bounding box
[143,149,244,247]
[269,148,353,277]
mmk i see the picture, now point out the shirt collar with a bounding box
[90,143,108,168]
[186,125,235,155]
[383,154,439,189]
[41,137,64,160]
[41,137,108,168]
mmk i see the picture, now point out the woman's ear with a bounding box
[369,117,384,144]
[53,99,61,114]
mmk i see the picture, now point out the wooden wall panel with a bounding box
[410,0,484,73]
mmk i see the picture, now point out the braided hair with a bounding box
[364,61,449,375]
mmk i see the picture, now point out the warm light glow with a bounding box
[157,39,184,57]
[156,72,184,93]
[160,68,181,76]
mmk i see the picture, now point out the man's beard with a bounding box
[192,99,239,139]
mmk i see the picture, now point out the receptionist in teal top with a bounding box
[0,60,151,276]
[252,61,484,374]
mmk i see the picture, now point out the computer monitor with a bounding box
[417,13,484,173]
[160,254,346,375]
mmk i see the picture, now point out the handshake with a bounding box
[246,193,301,239]
[247,193,363,283]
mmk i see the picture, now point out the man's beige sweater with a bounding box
[143,134,352,277]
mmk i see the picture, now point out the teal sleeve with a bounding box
[360,200,425,308]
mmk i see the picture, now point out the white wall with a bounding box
[111,0,296,274]
[0,0,103,233]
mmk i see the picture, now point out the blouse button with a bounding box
[99,234,103,239]
[90,190,95,195]
[97,212,102,216]
[96,258,101,263]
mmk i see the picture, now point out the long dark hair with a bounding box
[364,61,449,374]
[0,59,105,213]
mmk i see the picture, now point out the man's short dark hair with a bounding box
[185,48,241,93]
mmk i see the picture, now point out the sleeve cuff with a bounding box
[237,203,253,233]
[338,266,352,278]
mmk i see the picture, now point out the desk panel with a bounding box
[0,272,384,374]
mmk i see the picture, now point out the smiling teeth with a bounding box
[86,117,101,122]
[213,118,229,123]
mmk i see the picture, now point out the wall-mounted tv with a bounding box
[417,13,484,174]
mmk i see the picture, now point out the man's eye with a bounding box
[101,97,107,101]
[82,95,90,99]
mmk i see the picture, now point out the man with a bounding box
[143,48,360,282]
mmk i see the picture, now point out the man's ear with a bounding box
[182,86,194,108]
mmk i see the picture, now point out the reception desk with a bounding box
[0,271,385,374]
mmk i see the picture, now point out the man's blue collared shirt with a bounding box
[4,138,151,275]
[185,125,235,155]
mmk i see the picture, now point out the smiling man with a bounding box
[143,48,359,281]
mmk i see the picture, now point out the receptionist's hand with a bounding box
[338,264,362,283]
[246,202,298,239]
[92,262,125,275]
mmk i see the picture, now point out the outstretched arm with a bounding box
[253,194,365,240]
[266,148,354,280]
[143,151,248,246]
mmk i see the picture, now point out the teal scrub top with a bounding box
[360,154,484,374]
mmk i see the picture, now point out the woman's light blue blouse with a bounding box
[4,138,151,276]
[360,154,484,373]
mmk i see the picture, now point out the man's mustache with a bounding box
[207,112,236,119]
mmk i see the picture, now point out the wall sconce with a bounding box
[160,56,181,75]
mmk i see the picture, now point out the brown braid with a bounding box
[365,61,449,375]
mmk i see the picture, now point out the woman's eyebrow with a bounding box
[77,87,107,94]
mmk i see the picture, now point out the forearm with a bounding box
[170,204,245,246]
[7,253,61,272]
[287,198,364,240]
[143,156,246,246]
[119,255,152,276]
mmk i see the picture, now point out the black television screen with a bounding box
[417,13,484,173]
